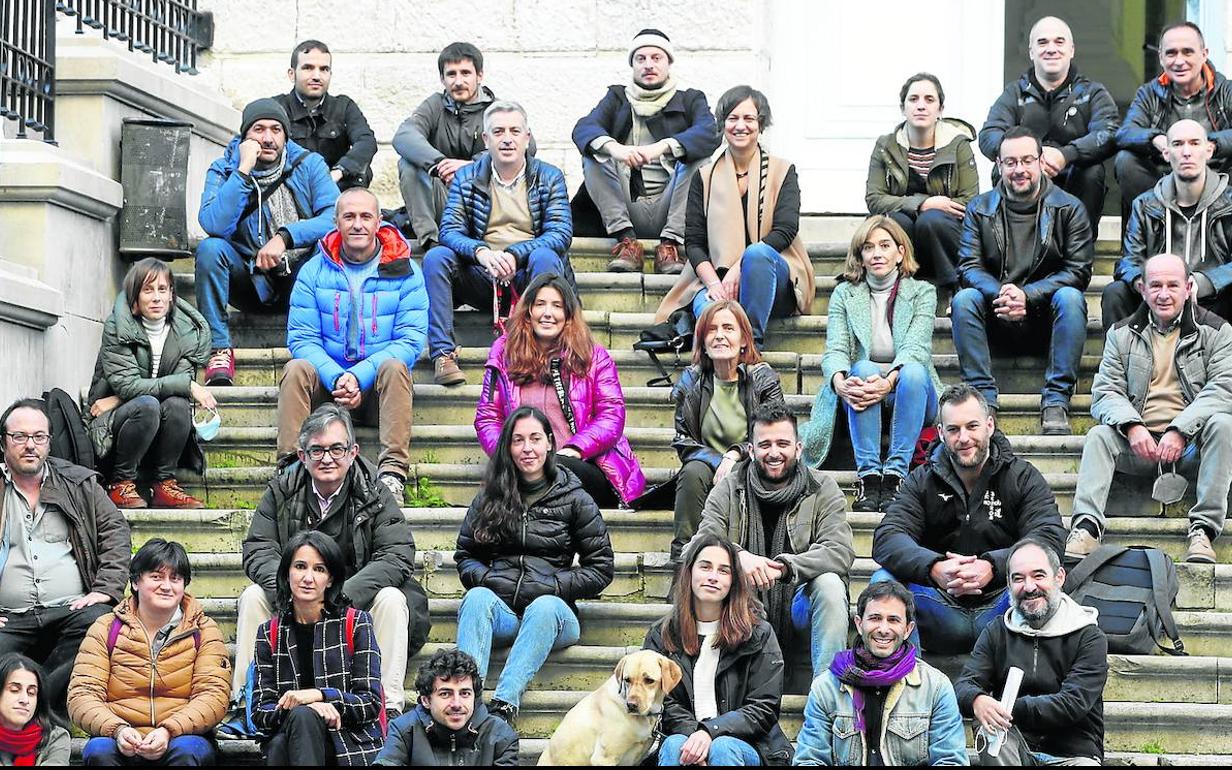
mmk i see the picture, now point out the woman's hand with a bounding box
[704,278,729,303]
[680,729,713,765]
[721,260,742,300]
[189,381,217,411]
[557,447,582,460]
[89,396,122,419]
[307,701,342,729]
[277,688,323,710]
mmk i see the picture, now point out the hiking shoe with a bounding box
[879,474,903,511]
[1065,527,1101,559]
[151,479,205,509]
[379,473,406,502]
[1040,405,1070,435]
[107,481,147,509]
[1186,529,1217,563]
[433,352,466,386]
[607,236,644,273]
[488,698,517,725]
[205,348,235,386]
[654,241,684,274]
[852,475,881,513]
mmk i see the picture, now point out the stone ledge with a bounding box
[0,259,62,330]
[0,139,122,219]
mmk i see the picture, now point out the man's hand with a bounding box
[255,234,289,272]
[556,447,582,460]
[679,729,713,765]
[115,726,144,758]
[920,196,967,218]
[1127,424,1160,463]
[930,553,991,596]
[238,139,262,174]
[738,551,786,590]
[329,169,344,184]
[277,688,323,711]
[607,143,652,169]
[1153,134,1170,160]
[136,727,171,760]
[70,592,111,611]
[435,158,470,185]
[89,395,123,419]
[332,373,362,410]
[477,248,517,283]
[973,693,1013,733]
[1040,147,1068,177]
[992,284,1027,322]
[308,701,342,729]
[1158,429,1187,465]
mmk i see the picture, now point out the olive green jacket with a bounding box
[865,118,979,215]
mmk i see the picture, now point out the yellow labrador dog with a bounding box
[538,649,683,766]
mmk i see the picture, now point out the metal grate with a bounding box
[58,0,214,75]
[1,0,57,141]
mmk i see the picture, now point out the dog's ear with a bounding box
[659,656,683,693]
[613,653,629,683]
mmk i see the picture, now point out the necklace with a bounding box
[735,171,749,179]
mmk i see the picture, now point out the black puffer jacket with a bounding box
[454,466,613,615]
[671,362,785,469]
[1118,64,1232,162]
[872,431,1067,593]
[644,620,793,766]
[979,68,1119,167]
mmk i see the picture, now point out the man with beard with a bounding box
[793,581,966,766]
[871,383,1067,655]
[572,29,720,274]
[194,98,340,385]
[686,402,854,678]
[1102,120,1232,328]
[955,537,1106,766]
[952,125,1094,435]
[374,648,518,766]
[1068,253,1232,563]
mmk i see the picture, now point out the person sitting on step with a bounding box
[278,186,427,502]
[644,534,793,766]
[474,272,645,509]
[252,531,386,766]
[0,655,70,765]
[1067,253,1232,564]
[374,648,519,766]
[800,215,942,513]
[87,258,214,510]
[869,384,1067,655]
[686,402,853,678]
[232,404,429,727]
[571,28,719,275]
[454,407,614,725]
[194,98,339,386]
[423,100,573,387]
[668,300,786,565]
[68,539,230,766]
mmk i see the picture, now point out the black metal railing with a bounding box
[58,0,213,75]
[1,0,57,141]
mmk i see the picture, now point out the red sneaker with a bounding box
[107,481,147,509]
[151,479,205,509]
[205,348,235,386]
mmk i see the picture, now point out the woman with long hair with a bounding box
[87,257,215,509]
[801,216,942,513]
[654,86,815,347]
[644,534,791,766]
[454,407,614,723]
[668,300,785,562]
[0,654,68,765]
[252,531,385,766]
[475,272,645,507]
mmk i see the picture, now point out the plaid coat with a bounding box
[252,607,384,765]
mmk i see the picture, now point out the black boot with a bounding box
[852,474,881,513]
[879,474,903,511]
[488,698,517,725]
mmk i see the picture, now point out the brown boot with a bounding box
[150,479,205,509]
[107,481,147,509]
[607,236,644,273]
[433,351,466,386]
[654,241,684,274]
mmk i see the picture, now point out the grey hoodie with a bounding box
[1003,591,1099,637]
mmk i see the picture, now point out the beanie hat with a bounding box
[628,28,674,66]
[240,98,290,138]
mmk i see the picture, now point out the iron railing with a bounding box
[1,0,57,141]
[58,0,214,75]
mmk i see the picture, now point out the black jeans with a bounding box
[1114,150,1166,215]
[264,705,336,766]
[1102,278,1232,329]
[1053,162,1107,231]
[110,395,193,481]
[555,454,618,508]
[0,603,113,716]
[887,209,962,289]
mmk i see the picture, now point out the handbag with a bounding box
[633,308,695,387]
[86,412,115,461]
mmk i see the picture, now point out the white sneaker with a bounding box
[379,474,405,502]
[1064,527,1101,559]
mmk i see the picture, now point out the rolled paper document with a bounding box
[986,666,1025,758]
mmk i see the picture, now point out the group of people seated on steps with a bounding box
[3,11,1232,767]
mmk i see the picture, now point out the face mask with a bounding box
[193,407,222,442]
[1152,463,1188,506]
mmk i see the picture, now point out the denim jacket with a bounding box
[792,659,968,766]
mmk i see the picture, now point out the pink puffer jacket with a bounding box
[475,336,646,505]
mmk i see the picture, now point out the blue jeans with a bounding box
[659,733,762,766]
[801,573,851,677]
[868,568,1009,655]
[692,243,795,345]
[194,237,298,350]
[950,286,1086,409]
[423,245,564,358]
[846,360,938,479]
[455,586,580,708]
[82,735,216,766]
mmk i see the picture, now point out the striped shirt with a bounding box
[906,146,936,180]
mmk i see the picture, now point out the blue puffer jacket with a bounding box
[438,154,575,281]
[287,224,428,391]
[198,137,339,257]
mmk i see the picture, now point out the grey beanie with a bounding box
[240,98,290,137]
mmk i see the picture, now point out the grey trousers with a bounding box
[979,726,1101,766]
[581,155,703,242]
[1071,415,1232,537]
[397,158,449,248]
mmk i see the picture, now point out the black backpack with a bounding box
[41,388,95,470]
[633,308,695,387]
[1063,544,1185,656]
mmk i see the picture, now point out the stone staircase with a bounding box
[148,217,1232,764]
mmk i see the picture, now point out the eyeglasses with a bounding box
[999,155,1039,169]
[5,432,51,446]
[304,443,352,462]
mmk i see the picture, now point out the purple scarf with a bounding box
[828,642,918,733]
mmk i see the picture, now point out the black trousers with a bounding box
[109,395,193,481]
[0,603,112,716]
[555,454,618,508]
[1053,162,1107,231]
[1114,150,1166,214]
[264,705,336,766]
[887,209,962,289]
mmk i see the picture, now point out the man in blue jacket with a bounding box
[422,101,573,386]
[195,98,340,385]
[277,186,427,499]
[572,29,719,274]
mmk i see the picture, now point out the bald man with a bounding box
[1103,119,1232,328]
[1069,253,1232,563]
[980,16,1119,228]
[278,185,428,500]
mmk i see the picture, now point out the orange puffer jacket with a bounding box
[67,594,231,738]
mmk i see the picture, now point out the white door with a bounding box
[766,0,1006,213]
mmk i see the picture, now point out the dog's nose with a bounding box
[626,701,640,713]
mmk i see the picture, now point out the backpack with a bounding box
[41,388,94,470]
[106,616,200,654]
[1062,544,1186,656]
[633,308,695,387]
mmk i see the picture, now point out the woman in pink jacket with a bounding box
[475,273,646,507]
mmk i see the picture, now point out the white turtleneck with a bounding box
[693,619,721,721]
[142,316,170,375]
[866,270,898,370]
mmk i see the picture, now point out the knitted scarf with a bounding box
[626,76,678,118]
[829,640,918,733]
[0,723,42,766]
[251,151,307,261]
[744,459,808,633]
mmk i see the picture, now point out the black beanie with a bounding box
[240,98,290,138]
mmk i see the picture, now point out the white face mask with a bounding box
[193,407,221,442]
